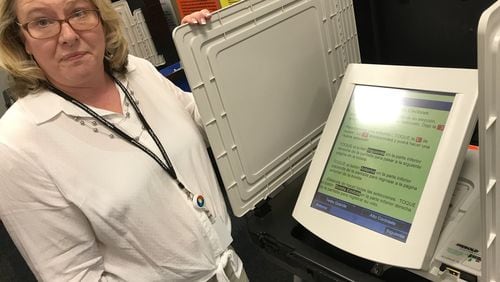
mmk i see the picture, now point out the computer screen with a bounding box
[311,85,454,243]
[293,64,477,269]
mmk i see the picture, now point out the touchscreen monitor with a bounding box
[293,64,477,269]
[311,85,455,243]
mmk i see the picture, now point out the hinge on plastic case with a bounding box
[254,198,271,217]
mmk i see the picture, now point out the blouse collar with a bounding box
[19,58,137,125]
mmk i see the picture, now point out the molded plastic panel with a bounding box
[478,3,500,281]
[173,0,359,216]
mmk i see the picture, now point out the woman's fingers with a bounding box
[181,9,212,25]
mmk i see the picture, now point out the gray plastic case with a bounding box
[173,0,360,217]
[478,2,500,281]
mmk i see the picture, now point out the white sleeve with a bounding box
[161,76,205,130]
[143,60,204,127]
[0,145,109,282]
[144,61,208,143]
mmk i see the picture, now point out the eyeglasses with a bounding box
[17,9,100,39]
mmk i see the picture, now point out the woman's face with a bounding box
[16,0,106,88]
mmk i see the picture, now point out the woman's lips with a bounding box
[61,52,86,61]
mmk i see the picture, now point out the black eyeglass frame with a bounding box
[16,9,101,39]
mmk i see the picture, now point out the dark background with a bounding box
[353,0,495,147]
[354,0,494,68]
[0,0,494,280]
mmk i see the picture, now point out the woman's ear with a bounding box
[24,44,31,55]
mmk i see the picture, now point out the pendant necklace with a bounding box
[47,76,214,221]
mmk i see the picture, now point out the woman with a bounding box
[0,0,246,281]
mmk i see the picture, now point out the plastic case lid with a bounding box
[478,2,500,281]
[173,0,360,217]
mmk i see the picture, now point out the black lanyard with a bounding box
[46,76,195,198]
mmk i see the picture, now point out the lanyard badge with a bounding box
[48,76,217,224]
[193,194,206,209]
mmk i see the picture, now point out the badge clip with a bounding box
[192,194,206,209]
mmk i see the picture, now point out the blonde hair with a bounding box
[0,0,129,98]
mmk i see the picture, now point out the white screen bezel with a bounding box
[292,63,477,269]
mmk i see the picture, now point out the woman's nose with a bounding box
[58,22,79,44]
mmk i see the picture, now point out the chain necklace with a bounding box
[47,76,215,223]
[71,80,145,140]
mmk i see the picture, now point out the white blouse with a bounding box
[0,55,242,281]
